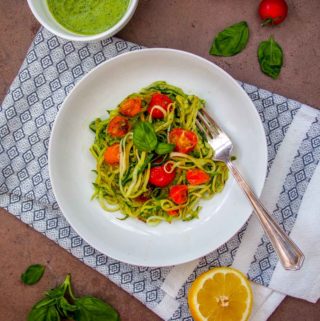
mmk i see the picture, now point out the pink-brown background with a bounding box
[0,1,319,320]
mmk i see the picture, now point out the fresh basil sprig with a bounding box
[133,121,158,152]
[133,121,176,155]
[209,21,249,57]
[21,264,45,285]
[258,36,283,79]
[27,274,119,321]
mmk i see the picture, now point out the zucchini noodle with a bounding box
[89,81,228,224]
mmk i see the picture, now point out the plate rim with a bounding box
[48,48,268,266]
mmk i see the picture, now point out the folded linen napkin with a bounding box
[0,28,319,320]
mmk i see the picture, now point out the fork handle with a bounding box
[226,160,304,271]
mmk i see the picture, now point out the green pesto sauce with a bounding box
[47,0,130,35]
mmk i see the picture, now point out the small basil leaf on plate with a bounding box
[74,296,119,321]
[133,121,158,152]
[21,264,45,285]
[258,36,283,79]
[210,21,249,57]
[27,298,60,321]
[155,143,175,155]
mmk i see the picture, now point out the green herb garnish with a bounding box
[74,296,120,321]
[209,21,249,57]
[21,264,45,285]
[258,36,283,79]
[27,274,119,321]
[133,121,158,152]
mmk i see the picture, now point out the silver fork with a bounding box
[196,109,304,270]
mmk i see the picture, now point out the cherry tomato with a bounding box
[169,128,198,154]
[149,162,176,187]
[107,115,129,137]
[167,210,179,216]
[104,143,120,165]
[258,0,288,25]
[186,168,210,185]
[147,93,173,119]
[169,185,188,204]
[120,97,142,117]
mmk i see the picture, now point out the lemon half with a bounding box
[188,267,253,321]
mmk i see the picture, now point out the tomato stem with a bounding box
[261,18,274,27]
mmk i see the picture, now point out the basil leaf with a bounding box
[59,297,78,318]
[21,264,45,285]
[258,36,283,79]
[28,299,60,321]
[32,298,56,310]
[133,122,158,152]
[210,21,249,57]
[74,296,119,321]
[46,286,66,299]
[155,143,175,155]
[46,305,61,321]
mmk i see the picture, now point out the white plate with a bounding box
[49,49,267,267]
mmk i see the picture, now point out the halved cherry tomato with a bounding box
[149,162,176,187]
[186,168,210,185]
[104,143,120,165]
[147,93,173,119]
[169,128,198,154]
[258,0,288,25]
[167,210,179,216]
[169,185,188,204]
[107,115,129,137]
[120,97,142,117]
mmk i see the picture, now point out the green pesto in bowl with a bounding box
[47,0,130,35]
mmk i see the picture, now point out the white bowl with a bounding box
[48,49,267,266]
[27,0,139,42]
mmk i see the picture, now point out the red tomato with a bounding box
[104,143,120,165]
[147,93,173,119]
[258,0,288,25]
[186,169,210,185]
[120,97,142,117]
[149,162,176,187]
[167,210,179,216]
[107,115,129,137]
[169,185,188,204]
[169,128,198,154]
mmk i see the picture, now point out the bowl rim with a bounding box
[27,0,139,42]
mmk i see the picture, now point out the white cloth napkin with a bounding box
[153,105,320,320]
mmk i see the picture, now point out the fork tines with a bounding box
[196,109,221,139]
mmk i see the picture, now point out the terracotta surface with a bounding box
[0,1,319,321]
